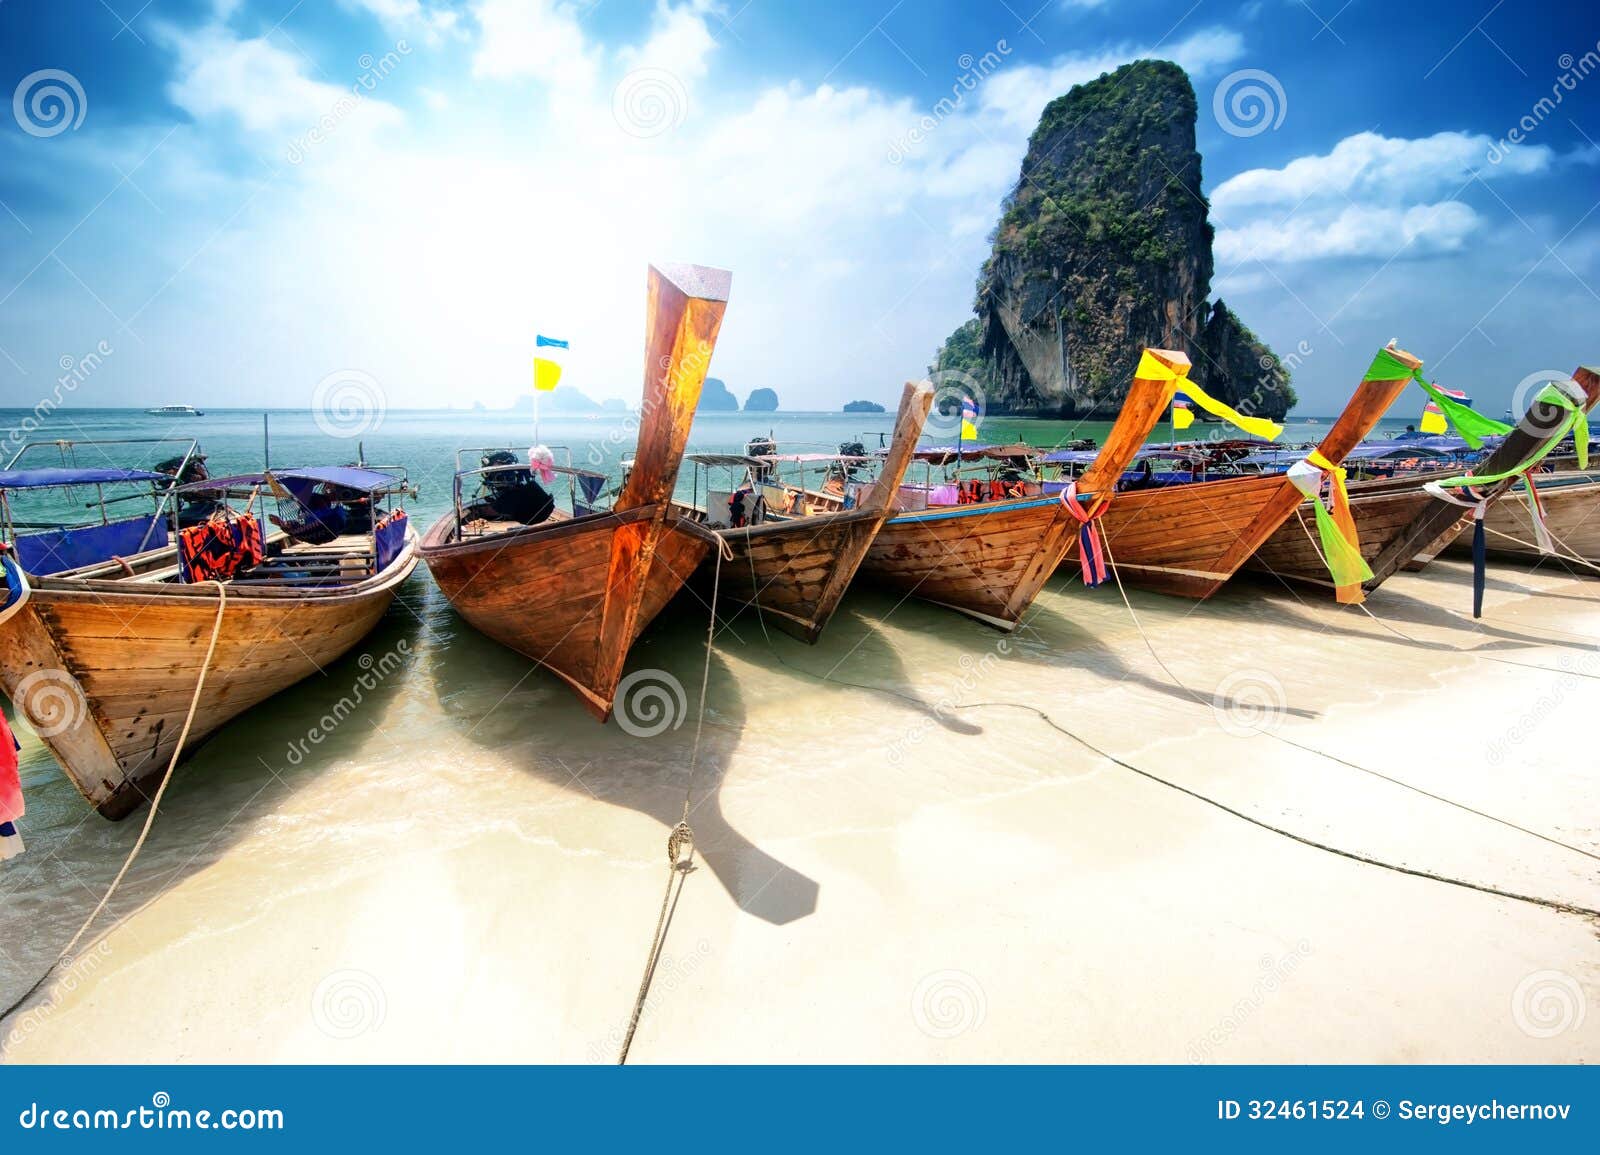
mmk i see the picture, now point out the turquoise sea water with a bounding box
[0,406,1407,526]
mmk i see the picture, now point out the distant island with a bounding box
[510,386,599,412]
[496,381,782,413]
[701,377,739,411]
[843,399,884,413]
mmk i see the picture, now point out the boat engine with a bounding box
[745,434,777,482]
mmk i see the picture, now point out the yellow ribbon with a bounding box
[1296,449,1372,604]
[1134,350,1284,441]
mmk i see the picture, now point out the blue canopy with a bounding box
[0,467,168,490]
[1035,449,1100,465]
[179,466,404,495]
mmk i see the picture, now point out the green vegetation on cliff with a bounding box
[932,59,1292,419]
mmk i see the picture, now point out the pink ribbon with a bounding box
[1060,482,1108,587]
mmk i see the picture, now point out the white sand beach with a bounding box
[3,557,1597,1063]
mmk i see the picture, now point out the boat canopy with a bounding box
[179,466,406,496]
[685,453,767,468]
[1033,449,1100,465]
[687,452,871,467]
[0,466,169,490]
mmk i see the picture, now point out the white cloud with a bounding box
[1211,130,1552,215]
[1210,131,1561,265]
[344,0,461,41]
[1215,201,1481,263]
[619,0,720,82]
[470,0,600,96]
[162,25,404,139]
[979,29,1245,130]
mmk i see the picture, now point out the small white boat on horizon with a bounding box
[146,404,204,417]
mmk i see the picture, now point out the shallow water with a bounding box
[0,404,1417,1010]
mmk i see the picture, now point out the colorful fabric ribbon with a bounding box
[1432,381,1589,489]
[1134,350,1284,441]
[0,547,29,628]
[1059,482,1108,587]
[1418,378,1591,617]
[1,707,22,862]
[1286,449,1372,604]
[1363,347,1514,449]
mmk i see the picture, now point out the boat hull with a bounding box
[858,353,1180,628]
[1085,375,1409,599]
[1247,482,1444,590]
[1250,368,1600,591]
[861,496,1081,630]
[420,506,710,719]
[1444,474,1600,564]
[0,537,418,820]
[702,507,885,642]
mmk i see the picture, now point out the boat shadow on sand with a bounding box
[1232,565,1599,655]
[0,573,433,1022]
[1001,581,1322,723]
[427,586,821,927]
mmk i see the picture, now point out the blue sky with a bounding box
[0,0,1596,414]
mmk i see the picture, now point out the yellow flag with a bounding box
[1172,404,1194,431]
[960,418,980,441]
[534,357,562,392]
[1419,403,1447,434]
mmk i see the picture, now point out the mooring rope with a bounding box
[1,581,227,1028]
[617,541,725,1065]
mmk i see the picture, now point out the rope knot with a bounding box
[1058,481,1108,587]
[667,821,696,872]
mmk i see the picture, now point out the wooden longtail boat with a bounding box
[419,262,730,720]
[1085,348,1411,599]
[1249,366,1600,592]
[857,350,1182,630]
[0,460,418,819]
[676,380,934,642]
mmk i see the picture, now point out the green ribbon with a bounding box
[1307,500,1374,586]
[1363,348,1513,449]
[1434,382,1589,489]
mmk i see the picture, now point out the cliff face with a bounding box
[933,60,1294,418]
[1195,301,1294,420]
[744,387,779,412]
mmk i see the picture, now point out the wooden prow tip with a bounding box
[1145,348,1192,374]
[1076,347,1187,496]
[1573,366,1600,409]
[650,261,733,304]
[1385,345,1423,371]
[618,262,732,511]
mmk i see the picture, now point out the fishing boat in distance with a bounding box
[419,262,731,720]
[674,379,934,642]
[146,404,204,417]
[0,446,417,819]
[1083,344,1413,599]
[1250,366,1600,595]
[857,348,1182,630]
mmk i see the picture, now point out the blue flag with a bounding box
[536,335,569,349]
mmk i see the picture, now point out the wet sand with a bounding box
[2,557,1597,1063]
